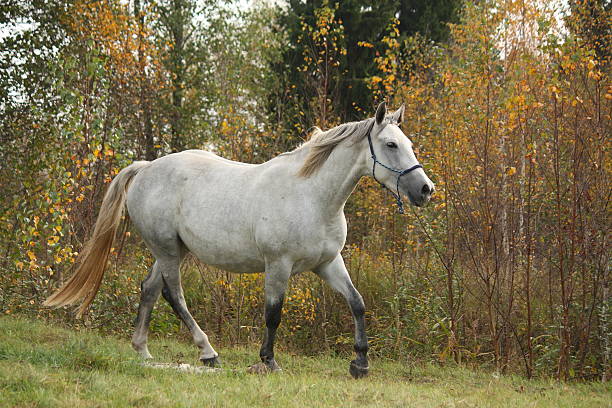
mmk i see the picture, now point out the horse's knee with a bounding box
[349,294,365,318]
[265,297,284,329]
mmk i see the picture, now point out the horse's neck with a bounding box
[301,141,366,216]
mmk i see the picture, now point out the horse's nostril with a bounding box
[422,184,431,195]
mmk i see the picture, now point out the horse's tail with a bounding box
[44,161,150,317]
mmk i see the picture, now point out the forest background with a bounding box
[0,0,610,381]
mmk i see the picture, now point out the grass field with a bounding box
[0,316,609,407]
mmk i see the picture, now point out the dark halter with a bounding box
[366,120,423,214]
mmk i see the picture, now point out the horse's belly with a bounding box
[185,240,265,273]
[178,221,265,273]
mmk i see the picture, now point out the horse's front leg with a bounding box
[315,254,369,378]
[249,260,290,373]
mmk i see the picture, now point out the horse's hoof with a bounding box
[349,360,369,379]
[247,361,281,374]
[200,356,221,368]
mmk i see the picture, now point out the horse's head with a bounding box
[365,102,435,208]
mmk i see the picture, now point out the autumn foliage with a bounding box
[0,0,609,380]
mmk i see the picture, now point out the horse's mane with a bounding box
[297,118,374,178]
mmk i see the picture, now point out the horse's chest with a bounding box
[254,213,347,273]
[289,223,346,273]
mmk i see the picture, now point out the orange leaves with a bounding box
[358,41,374,48]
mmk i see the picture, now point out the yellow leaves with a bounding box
[220,120,230,133]
[15,261,24,270]
[549,84,563,101]
[371,76,383,84]
[434,201,446,211]
[506,166,517,176]
[358,41,374,48]
[571,96,584,107]
[508,111,517,124]
[27,251,36,261]
[47,236,60,246]
[93,148,101,158]
[587,59,596,70]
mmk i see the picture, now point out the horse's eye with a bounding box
[386,142,398,149]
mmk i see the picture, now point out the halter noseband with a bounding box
[366,120,423,214]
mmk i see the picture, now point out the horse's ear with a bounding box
[375,101,387,124]
[391,104,405,124]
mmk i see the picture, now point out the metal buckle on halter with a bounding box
[367,122,423,214]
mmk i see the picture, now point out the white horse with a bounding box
[45,102,434,378]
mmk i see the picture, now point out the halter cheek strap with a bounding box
[366,121,423,214]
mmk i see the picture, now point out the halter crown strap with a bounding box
[366,121,423,214]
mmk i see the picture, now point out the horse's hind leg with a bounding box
[158,255,220,367]
[132,263,163,359]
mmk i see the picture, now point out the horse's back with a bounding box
[180,149,257,167]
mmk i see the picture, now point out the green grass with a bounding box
[0,316,609,407]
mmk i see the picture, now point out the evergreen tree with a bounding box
[270,0,462,136]
[566,0,611,63]
[397,0,460,43]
